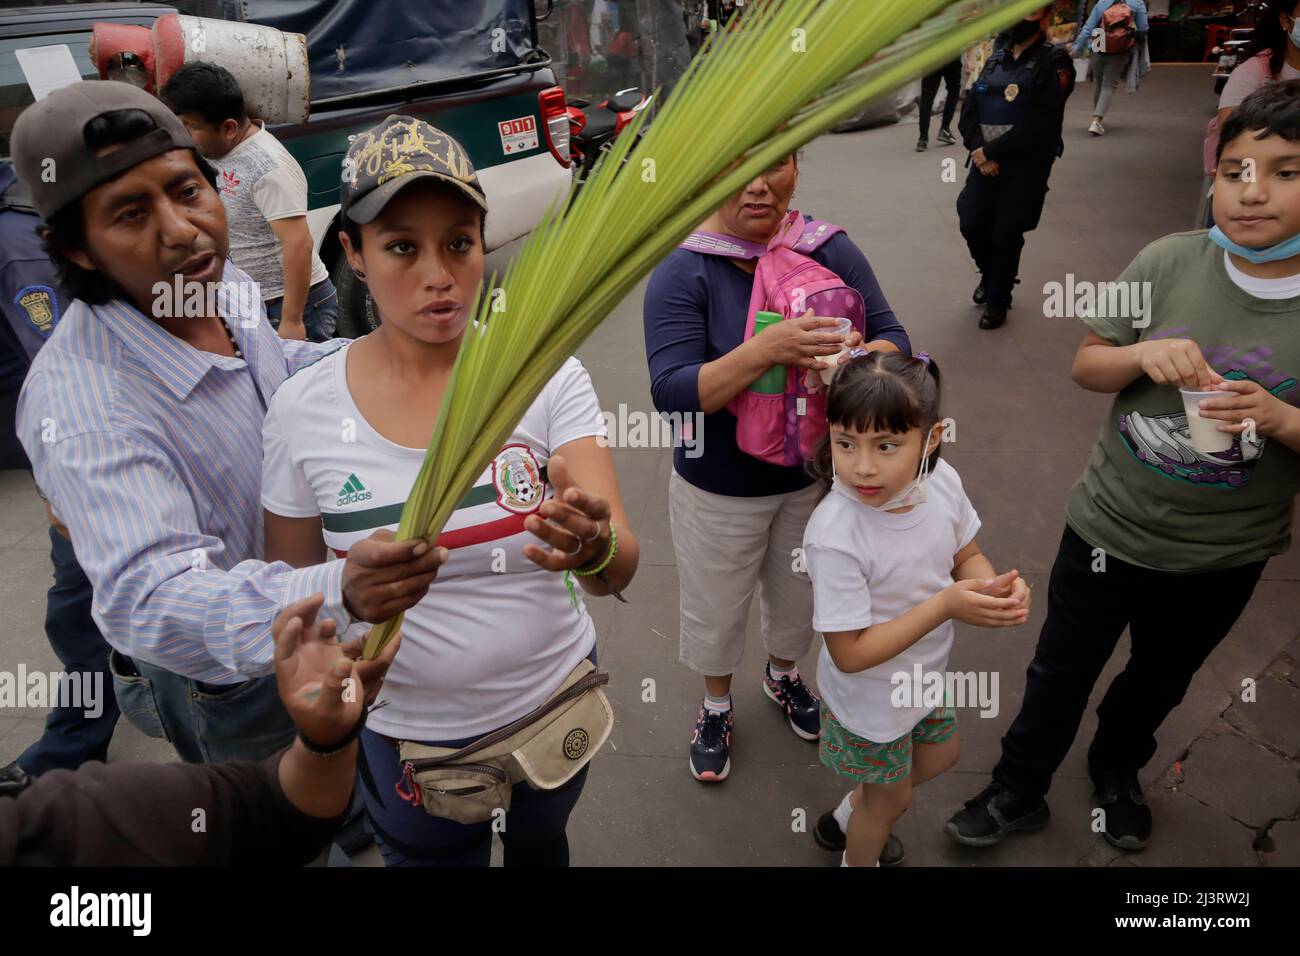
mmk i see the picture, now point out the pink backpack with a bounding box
[679,210,866,467]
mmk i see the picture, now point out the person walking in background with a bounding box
[1072,0,1149,136]
[161,62,339,343]
[957,3,1075,331]
[917,58,962,152]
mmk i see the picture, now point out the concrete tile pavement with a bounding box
[0,64,1294,865]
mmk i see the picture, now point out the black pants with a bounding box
[993,526,1267,801]
[18,527,121,774]
[956,161,1051,309]
[0,381,27,470]
[919,58,961,141]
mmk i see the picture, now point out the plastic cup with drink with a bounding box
[818,317,856,386]
[1178,385,1236,453]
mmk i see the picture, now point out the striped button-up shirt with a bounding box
[17,263,347,684]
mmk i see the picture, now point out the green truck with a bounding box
[0,0,572,337]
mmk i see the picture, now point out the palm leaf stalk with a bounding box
[362,0,1048,658]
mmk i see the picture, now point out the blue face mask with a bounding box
[1291,15,1300,48]
[1208,225,1300,264]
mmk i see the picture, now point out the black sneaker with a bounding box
[763,665,820,740]
[915,138,928,152]
[1091,768,1151,850]
[814,810,905,866]
[944,782,1050,846]
[978,305,1008,330]
[937,127,957,146]
[689,706,733,782]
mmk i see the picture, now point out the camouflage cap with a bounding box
[340,115,488,224]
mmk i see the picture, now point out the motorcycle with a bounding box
[1212,27,1255,94]
[565,87,653,191]
[1210,0,1265,95]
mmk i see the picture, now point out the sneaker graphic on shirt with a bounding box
[336,474,373,507]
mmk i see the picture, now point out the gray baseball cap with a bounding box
[341,115,488,224]
[10,80,196,222]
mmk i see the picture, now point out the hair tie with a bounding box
[916,351,931,366]
[847,347,869,360]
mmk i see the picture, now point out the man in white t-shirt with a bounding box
[162,62,337,342]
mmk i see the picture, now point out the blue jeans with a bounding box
[108,652,295,764]
[17,528,120,774]
[264,277,339,342]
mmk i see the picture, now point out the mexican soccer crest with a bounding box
[491,443,545,514]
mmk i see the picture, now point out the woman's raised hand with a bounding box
[757,310,847,371]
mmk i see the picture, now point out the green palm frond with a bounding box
[362,0,1048,658]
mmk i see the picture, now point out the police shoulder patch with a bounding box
[14,285,57,337]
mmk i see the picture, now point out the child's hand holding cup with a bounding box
[1179,384,1237,453]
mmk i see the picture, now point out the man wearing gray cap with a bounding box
[9,81,446,764]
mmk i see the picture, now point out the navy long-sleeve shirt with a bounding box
[643,225,909,497]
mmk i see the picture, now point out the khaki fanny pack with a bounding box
[395,659,613,824]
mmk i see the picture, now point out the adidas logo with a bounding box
[336,473,372,507]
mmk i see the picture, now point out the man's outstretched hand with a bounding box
[272,593,402,746]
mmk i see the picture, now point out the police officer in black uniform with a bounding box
[0,160,120,795]
[957,3,1075,330]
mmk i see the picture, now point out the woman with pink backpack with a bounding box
[641,151,910,840]
[1071,0,1149,136]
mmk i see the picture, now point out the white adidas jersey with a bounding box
[262,345,608,740]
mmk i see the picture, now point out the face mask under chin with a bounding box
[831,438,936,512]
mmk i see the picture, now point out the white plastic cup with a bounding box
[1179,386,1234,453]
[819,317,856,385]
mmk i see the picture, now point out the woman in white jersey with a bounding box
[260,117,639,866]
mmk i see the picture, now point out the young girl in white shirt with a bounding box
[803,350,1030,867]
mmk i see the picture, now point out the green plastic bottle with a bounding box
[750,311,786,394]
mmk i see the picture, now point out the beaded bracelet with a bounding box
[563,524,627,605]
[574,523,618,577]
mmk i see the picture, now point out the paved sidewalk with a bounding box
[1,63,1295,866]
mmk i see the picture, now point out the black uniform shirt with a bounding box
[959,32,1076,168]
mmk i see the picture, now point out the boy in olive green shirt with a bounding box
[947,80,1300,852]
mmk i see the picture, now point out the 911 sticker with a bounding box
[499,116,539,155]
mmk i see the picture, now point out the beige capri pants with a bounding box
[669,469,821,676]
